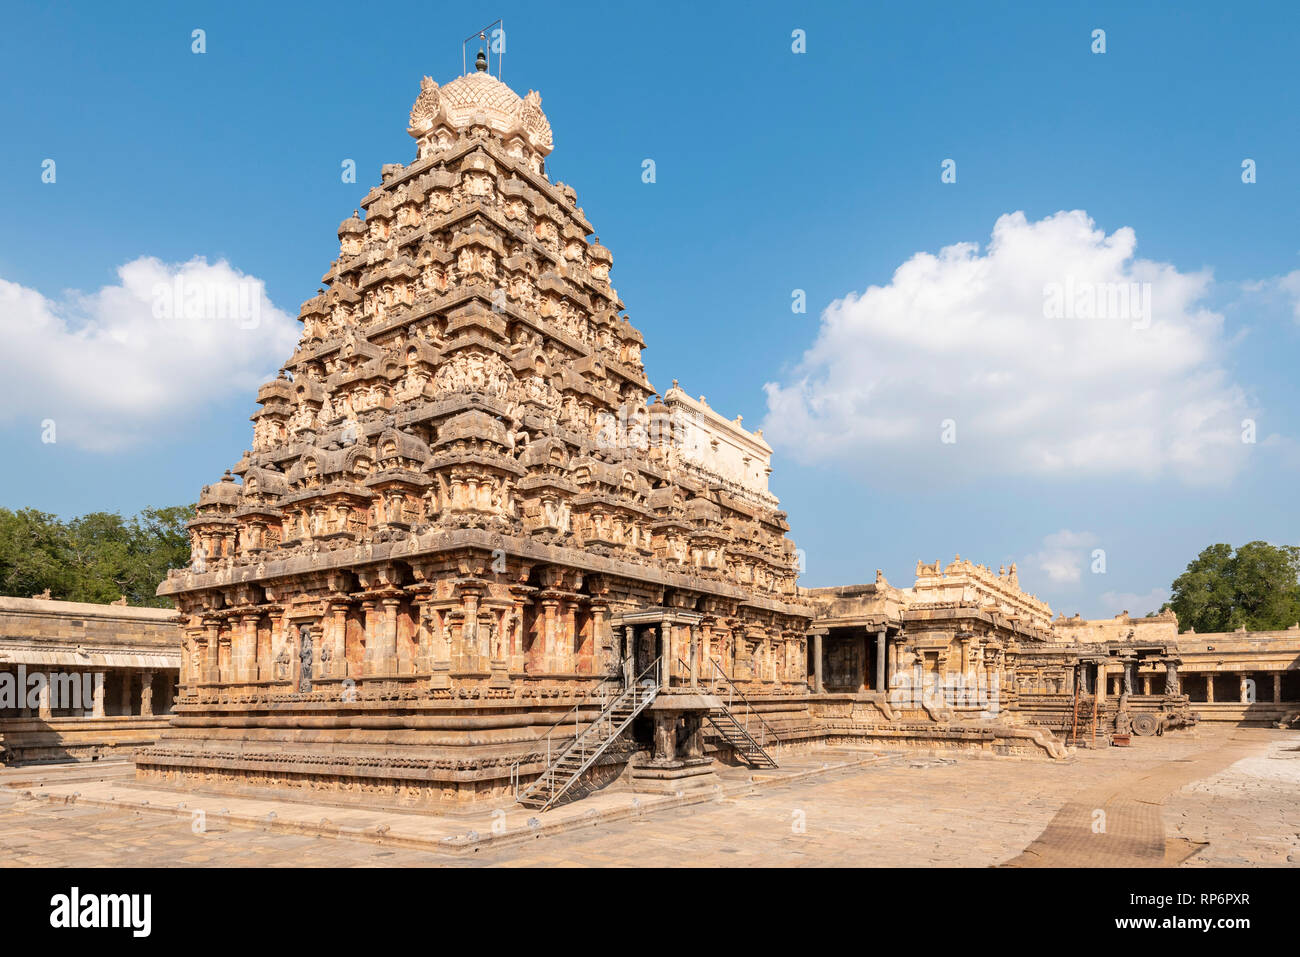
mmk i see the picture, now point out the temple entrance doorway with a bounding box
[634,625,661,679]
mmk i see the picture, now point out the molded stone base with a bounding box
[627,756,720,794]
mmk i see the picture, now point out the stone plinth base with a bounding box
[0,716,173,766]
[627,756,720,794]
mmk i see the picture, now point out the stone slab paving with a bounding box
[0,726,1293,867]
[1004,727,1273,867]
[1166,732,1300,867]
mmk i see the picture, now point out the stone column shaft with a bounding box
[812,632,824,693]
[38,674,52,718]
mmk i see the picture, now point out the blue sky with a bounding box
[1,1,1297,617]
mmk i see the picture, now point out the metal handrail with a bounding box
[521,656,661,808]
[702,657,779,747]
[510,673,619,800]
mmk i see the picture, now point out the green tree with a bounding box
[123,506,193,607]
[0,508,71,599]
[0,504,193,608]
[1169,541,1300,633]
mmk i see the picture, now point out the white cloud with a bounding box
[762,210,1260,484]
[1097,587,1170,619]
[1243,268,1300,322]
[1028,529,1098,585]
[0,257,299,450]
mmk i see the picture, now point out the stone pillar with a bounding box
[875,629,887,692]
[1206,673,1215,702]
[1096,664,1107,704]
[329,602,349,677]
[812,632,824,693]
[623,625,635,685]
[541,600,558,672]
[562,601,578,673]
[203,622,219,682]
[241,614,260,683]
[461,590,484,672]
[689,624,699,689]
[140,671,154,717]
[657,628,669,687]
[380,598,400,670]
[428,606,452,689]
[1240,673,1250,704]
[887,637,897,689]
[38,674,52,718]
[682,713,704,759]
[1142,674,1151,695]
[1273,673,1282,704]
[653,711,676,763]
[92,673,105,717]
[1165,660,1179,696]
[589,601,609,675]
[360,600,379,673]
[121,670,133,715]
[666,624,680,682]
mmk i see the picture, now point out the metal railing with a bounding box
[680,656,780,748]
[511,673,620,800]
[517,656,662,809]
[709,657,780,747]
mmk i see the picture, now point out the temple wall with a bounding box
[0,597,182,765]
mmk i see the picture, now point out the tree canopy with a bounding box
[1168,541,1300,633]
[0,506,192,608]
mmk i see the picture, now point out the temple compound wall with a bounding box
[804,559,1300,753]
[1051,611,1300,726]
[0,596,181,765]
[802,560,1070,759]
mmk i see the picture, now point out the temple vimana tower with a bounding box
[139,53,812,808]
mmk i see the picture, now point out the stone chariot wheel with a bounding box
[1131,712,1160,736]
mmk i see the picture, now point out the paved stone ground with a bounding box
[0,725,1293,867]
[1167,732,1300,867]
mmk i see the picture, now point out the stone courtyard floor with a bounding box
[0,724,1294,867]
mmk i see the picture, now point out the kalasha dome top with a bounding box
[408,63,554,164]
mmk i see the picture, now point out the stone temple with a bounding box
[131,55,1300,810]
[138,56,811,808]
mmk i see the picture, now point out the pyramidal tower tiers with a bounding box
[139,60,811,807]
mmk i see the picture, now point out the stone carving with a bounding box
[517,89,553,151]
[298,626,313,694]
[274,642,292,680]
[408,76,441,133]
